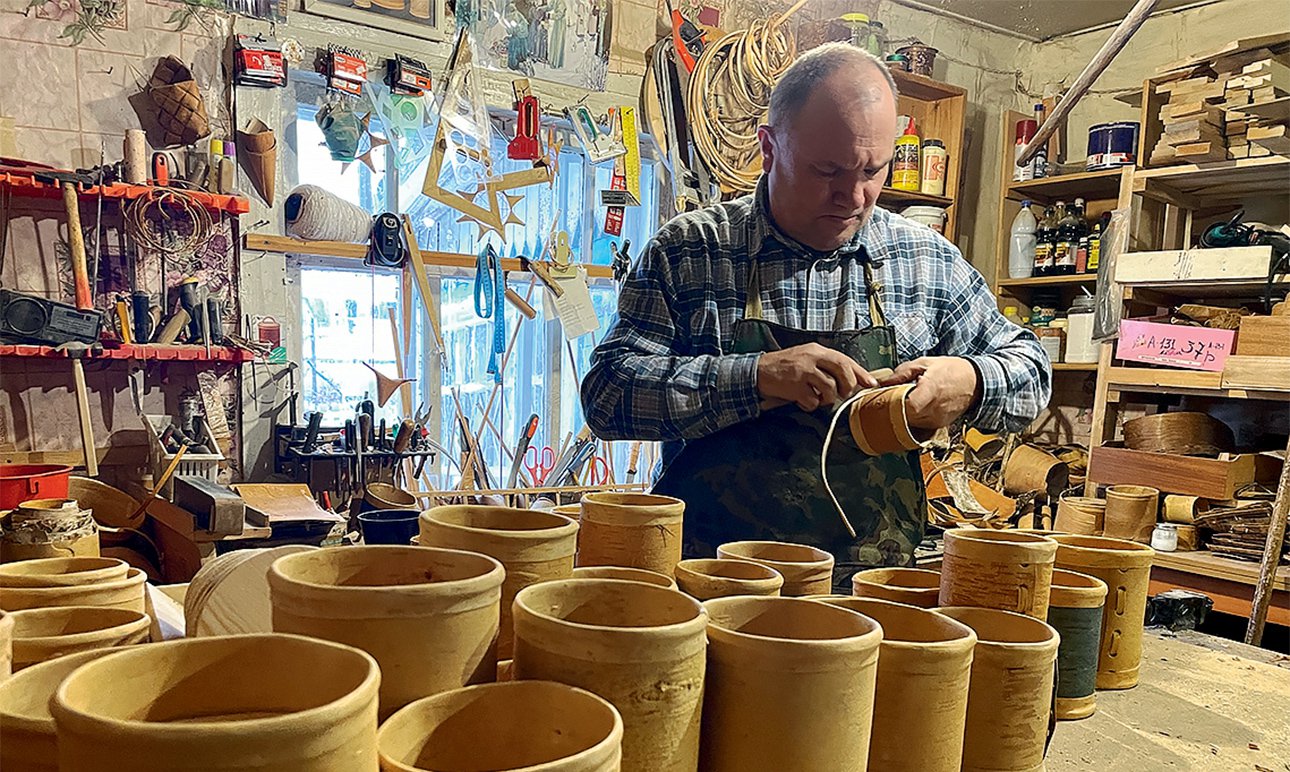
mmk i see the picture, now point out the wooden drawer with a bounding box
[1087,446,1278,499]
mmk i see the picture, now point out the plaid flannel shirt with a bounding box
[582,182,1052,457]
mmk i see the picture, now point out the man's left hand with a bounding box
[878,356,981,430]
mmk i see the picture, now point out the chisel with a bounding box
[507,413,540,489]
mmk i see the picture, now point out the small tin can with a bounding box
[1087,121,1139,170]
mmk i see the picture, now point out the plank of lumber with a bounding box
[1221,356,1290,390]
[1239,96,1290,122]
[1236,315,1290,356]
[1173,141,1227,160]
[1156,32,1290,74]
[1115,245,1275,283]
[1163,102,1225,122]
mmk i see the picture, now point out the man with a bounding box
[582,43,1050,577]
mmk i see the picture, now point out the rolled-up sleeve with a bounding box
[581,240,762,442]
[935,257,1052,433]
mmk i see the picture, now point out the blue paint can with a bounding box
[1087,121,1139,170]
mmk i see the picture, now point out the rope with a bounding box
[124,188,213,256]
[686,17,797,194]
[283,184,373,243]
[474,243,505,385]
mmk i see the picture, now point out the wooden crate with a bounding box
[1087,446,1274,499]
[1221,355,1290,390]
[1235,315,1290,356]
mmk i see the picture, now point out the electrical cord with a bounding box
[124,188,213,256]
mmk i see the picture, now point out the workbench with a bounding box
[1047,629,1290,771]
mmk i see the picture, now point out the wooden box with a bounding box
[1220,355,1290,390]
[1087,446,1277,499]
[1234,315,1290,356]
[1114,245,1275,285]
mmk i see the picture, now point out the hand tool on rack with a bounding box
[523,445,556,487]
[507,413,540,489]
[665,0,705,74]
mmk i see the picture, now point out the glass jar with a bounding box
[868,20,887,57]
[1151,523,1178,552]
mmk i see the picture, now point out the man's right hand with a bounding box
[756,343,878,412]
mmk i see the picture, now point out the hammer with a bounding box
[34,170,95,309]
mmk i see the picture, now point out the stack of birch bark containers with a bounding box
[0,489,1155,771]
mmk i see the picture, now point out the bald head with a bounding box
[768,43,899,129]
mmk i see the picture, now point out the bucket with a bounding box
[269,546,504,719]
[716,541,834,597]
[50,634,380,771]
[420,505,578,659]
[901,205,948,234]
[1,499,98,563]
[0,557,129,588]
[358,509,421,545]
[937,607,1060,772]
[938,529,1057,618]
[512,578,707,772]
[674,559,783,600]
[1086,121,1139,170]
[576,493,684,576]
[701,596,882,771]
[365,483,417,512]
[378,681,623,772]
[1103,485,1159,543]
[0,610,11,680]
[8,606,150,671]
[819,597,976,772]
[1047,569,1108,720]
[850,567,941,607]
[0,567,146,613]
[0,648,123,771]
[0,466,72,511]
[1054,496,1106,536]
[572,565,677,589]
[1051,535,1154,690]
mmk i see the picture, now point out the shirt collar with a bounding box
[748,176,872,261]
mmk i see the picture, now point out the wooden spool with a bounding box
[572,565,677,589]
[1003,445,1070,496]
[269,546,504,720]
[848,384,929,456]
[936,606,1060,772]
[577,493,685,577]
[674,559,783,601]
[1054,496,1106,535]
[700,596,882,771]
[50,634,381,771]
[378,681,623,772]
[0,568,146,613]
[850,567,941,608]
[1123,411,1233,456]
[716,541,834,597]
[938,529,1058,619]
[1103,485,1159,543]
[821,597,976,772]
[1052,535,1155,690]
[420,505,578,659]
[1046,569,1108,721]
[8,606,150,671]
[1163,495,1208,524]
[512,578,707,772]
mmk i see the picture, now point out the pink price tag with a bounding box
[1116,319,1234,371]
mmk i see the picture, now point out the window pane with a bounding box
[589,161,658,265]
[300,267,402,425]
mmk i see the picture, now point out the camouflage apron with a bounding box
[652,259,927,588]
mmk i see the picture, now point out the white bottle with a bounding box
[1008,200,1038,279]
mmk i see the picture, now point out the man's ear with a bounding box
[757,124,775,174]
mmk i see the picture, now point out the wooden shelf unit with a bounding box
[997,274,1098,289]
[882,71,967,241]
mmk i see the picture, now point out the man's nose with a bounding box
[835,178,869,210]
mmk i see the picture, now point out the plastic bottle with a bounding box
[1008,200,1038,279]
[1053,200,1077,276]
[1032,103,1049,178]
[1073,199,1090,273]
[1013,119,1037,182]
[892,119,921,191]
[1087,212,1111,274]
[1034,204,1057,277]
[920,139,947,196]
[1004,306,1025,326]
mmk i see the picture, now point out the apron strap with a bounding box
[745,259,764,321]
[863,259,887,329]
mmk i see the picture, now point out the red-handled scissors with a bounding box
[525,446,555,485]
[585,454,611,485]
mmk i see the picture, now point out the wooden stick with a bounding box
[1016,0,1161,165]
[71,359,98,477]
[773,0,811,28]
[125,443,188,524]
[1245,434,1290,646]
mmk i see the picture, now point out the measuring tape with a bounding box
[474,244,505,384]
[621,105,642,204]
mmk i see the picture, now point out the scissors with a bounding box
[525,446,556,486]
[585,454,612,485]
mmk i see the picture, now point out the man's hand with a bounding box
[757,343,879,412]
[878,356,981,429]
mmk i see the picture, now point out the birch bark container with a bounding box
[572,565,677,589]
[0,557,129,587]
[1052,535,1154,690]
[938,529,1057,618]
[50,634,381,771]
[420,505,578,659]
[8,606,149,671]
[1053,497,1106,536]
[1103,486,1160,543]
[675,559,783,600]
[850,567,941,607]
[577,493,685,576]
[377,681,623,772]
[512,578,707,772]
[937,606,1060,772]
[1046,569,1108,720]
[0,567,146,613]
[0,647,123,772]
[0,610,11,680]
[820,597,976,772]
[700,596,882,771]
[716,541,834,597]
[269,546,504,719]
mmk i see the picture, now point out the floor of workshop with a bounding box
[1048,630,1290,771]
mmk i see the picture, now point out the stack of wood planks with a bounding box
[1150,40,1290,165]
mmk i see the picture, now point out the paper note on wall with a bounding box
[549,267,600,339]
[1116,318,1234,372]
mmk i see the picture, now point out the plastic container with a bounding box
[920,139,947,196]
[0,466,72,511]
[357,509,421,545]
[1151,523,1179,552]
[143,415,222,499]
[1008,201,1038,279]
[901,205,948,234]
[892,121,921,191]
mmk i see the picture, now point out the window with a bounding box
[294,83,663,488]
